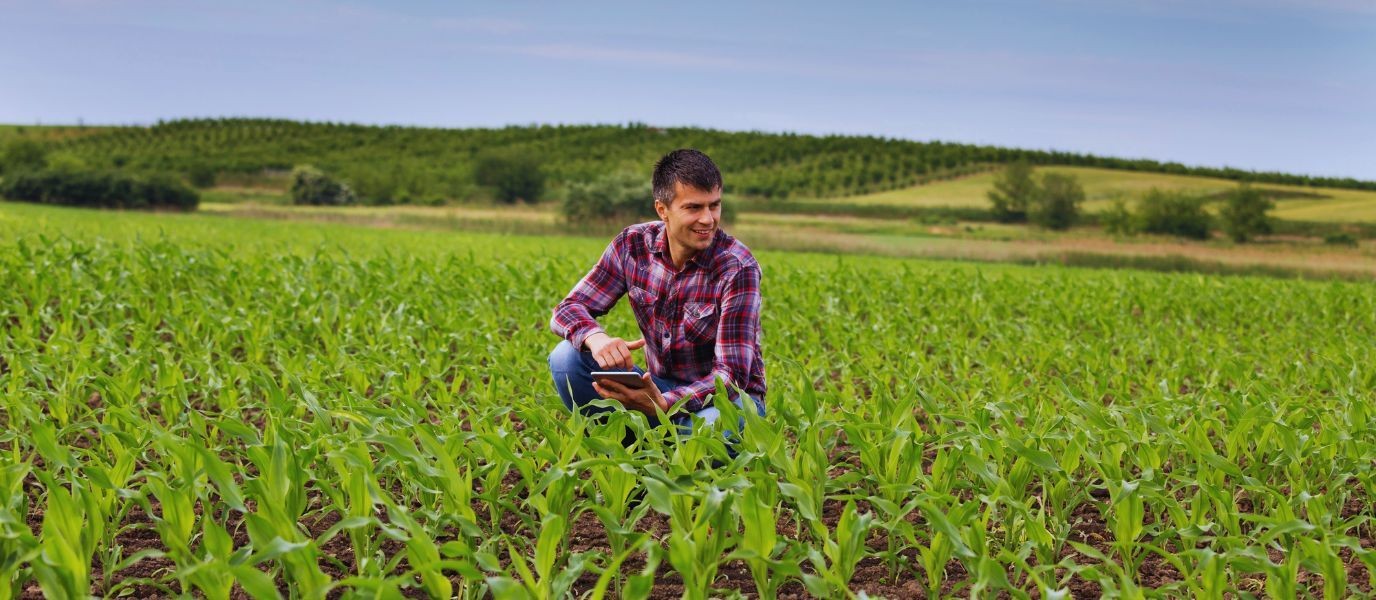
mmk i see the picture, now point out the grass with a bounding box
[803,166,1376,221]
[190,199,1376,281]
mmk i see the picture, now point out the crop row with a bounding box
[0,205,1373,597]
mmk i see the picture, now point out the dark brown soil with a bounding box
[12,471,1373,598]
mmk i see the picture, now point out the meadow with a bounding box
[806,166,1376,222]
[1,201,1373,598]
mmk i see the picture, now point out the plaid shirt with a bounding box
[551,221,766,413]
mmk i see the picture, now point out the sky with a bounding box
[2,0,1374,179]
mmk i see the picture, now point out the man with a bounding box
[548,149,766,434]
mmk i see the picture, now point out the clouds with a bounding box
[1,0,1372,178]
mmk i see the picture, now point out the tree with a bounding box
[0,138,49,175]
[1137,189,1212,239]
[1218,184,1273,243]
[187,164,217,188]
[1101,199,1137,236]
[289,165,356,206]
[1029,172,1084,230]
[987,161,1036,222]
[562,171,655,225]
[474,151,545,204]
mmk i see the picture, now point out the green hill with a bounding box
[6,118,1372,205]
[816,166,1376,222]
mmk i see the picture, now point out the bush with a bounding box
[0,138,48,175]
[1101,199,1137,235]
[1324,232,1358,247]
[1029,172,1084,230]
[1137,189,1212,239]
[987,161,1036,223]
[1218,184,1274,243]
[562,171,656,225]
[187,164,217,188]
[475,151,545,204]
[563,171,740,227]
[0,169,199,210]
[46,151,89,172]
[290,165,356,206]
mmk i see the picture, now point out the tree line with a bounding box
[7,118,1368,208]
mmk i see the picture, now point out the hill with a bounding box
[7,118,1372,205]
[811,166,1376,222]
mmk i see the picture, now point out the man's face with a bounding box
[655,181,722,260]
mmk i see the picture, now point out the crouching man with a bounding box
[548,149,766,435]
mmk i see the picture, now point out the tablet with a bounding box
[591,371,650,390]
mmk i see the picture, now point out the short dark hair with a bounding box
[652,149,722,206]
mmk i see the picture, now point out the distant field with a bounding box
[810,166,1376,222]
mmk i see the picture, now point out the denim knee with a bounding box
[549,340,583,410]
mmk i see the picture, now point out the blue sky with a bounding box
[3,0,1373,179]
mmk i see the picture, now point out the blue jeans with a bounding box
[548,340,765,437]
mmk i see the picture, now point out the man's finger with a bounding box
[627,338,646,350]
[598,379,627,397]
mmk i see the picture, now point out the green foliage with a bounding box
[0,138,48,175]
[562,171,653,225]
[13,118,1369,208]
[987,161,1036,222]
[187,164,217,188]
[289,164,356,206]
[1136,188,1213,239]
[475,151,545,204]
[1323,232,1358,247]
[1101,199,1137,236]
[988,165,1083,230]
[44,151,88,173]
[0,169,199,210]
[1218,184,1274,243]
[1,202,1375,597]
[1029,172,1084,230]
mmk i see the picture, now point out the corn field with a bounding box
[0,202,1373,598]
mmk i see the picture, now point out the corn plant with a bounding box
[2,203,1375,597]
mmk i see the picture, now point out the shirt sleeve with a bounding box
[662,262,761,413]
[550,234,627,350]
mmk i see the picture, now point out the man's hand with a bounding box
[592,373,669,417]
[584,332,646,370]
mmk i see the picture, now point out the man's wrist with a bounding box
[579,329,609,351]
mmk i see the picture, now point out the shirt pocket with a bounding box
[628,286,657,311]
[682,301,717,344]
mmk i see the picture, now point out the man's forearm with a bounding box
[550,300,606,349]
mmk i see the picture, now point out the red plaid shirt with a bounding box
[551,221,766,412]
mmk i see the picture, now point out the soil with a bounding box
[13,466,1373,598]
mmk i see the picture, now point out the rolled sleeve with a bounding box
[550,235,627,349]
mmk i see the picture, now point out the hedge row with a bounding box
[0,169,199,210]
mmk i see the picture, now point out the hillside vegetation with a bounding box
[11,118,1372,205]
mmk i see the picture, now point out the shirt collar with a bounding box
[650,221,719,270]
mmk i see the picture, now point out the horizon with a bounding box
[8,116,1372,184]
[4,1,1373,180]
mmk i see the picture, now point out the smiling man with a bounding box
[548,149,766,434]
